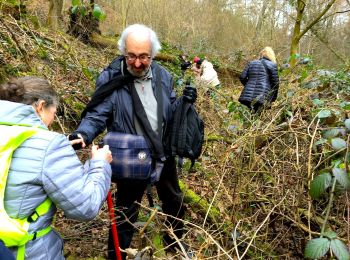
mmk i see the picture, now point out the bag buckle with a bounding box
[27,211,39,223]
[32,232,37,241]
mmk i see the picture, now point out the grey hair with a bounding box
[118,24,161,58]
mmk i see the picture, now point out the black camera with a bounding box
[68,133,83,150]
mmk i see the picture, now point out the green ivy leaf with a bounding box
[330,239,350,260]
[345,119,350,130]
[317,109,331,119]
[310,172,332,199]
[323,129,342,139]
[333,168,350,190]
[305,238,330,259]
[331,138,347,150]
[313,99,324,107]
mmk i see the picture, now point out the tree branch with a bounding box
[299,0,337,39]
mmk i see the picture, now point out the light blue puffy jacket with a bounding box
[1,100,112,260]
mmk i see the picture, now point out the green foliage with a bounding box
[310,172,332,199]
[312,98,324,107]
[0,0,21,8]
[92,4,106,21]
[332,168,350,190]
[339,101,350,110]
[323,231,337,239]
[152,233,166,257]
[305,236,350,260]
[345,119,350,130]
[307,104,350,259]
[316,109,331,119]
[330,239,350,260]
[305,238,330,259]
[71,0,106,21]
[82,66,99,82]
[331,138,347,150]
[322,128,345,139]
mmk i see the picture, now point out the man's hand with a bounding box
[68,132,86,150]
[183,85,197,103]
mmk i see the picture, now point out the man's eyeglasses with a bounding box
[125,53,151,62]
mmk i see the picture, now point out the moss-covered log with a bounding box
[179,180,221,223]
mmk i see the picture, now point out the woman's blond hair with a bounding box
[260,46,276,64]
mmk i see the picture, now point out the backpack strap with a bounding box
[177,100,190,157]
[81,73,133,118]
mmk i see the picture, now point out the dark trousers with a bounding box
[108,157,185,260]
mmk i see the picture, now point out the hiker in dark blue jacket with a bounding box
[71,24,196,259]
[238,46,279,113]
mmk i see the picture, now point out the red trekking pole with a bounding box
[107,191,122,260]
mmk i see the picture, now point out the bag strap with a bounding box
[260,59,271,82]
[155,65,163,142]
[81,57,133,119]
[179,101,197,168]
[171,98,183,156]
[130,64,164,207]
[130,65,165,161]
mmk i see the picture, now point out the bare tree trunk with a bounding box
[253,1,267,43]
[121,0,127,29]
[289,0,337,66]
[289,0,305,67]
[47,0,64,30]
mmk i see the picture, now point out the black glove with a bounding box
[68,132,84,150]
[183,85,197,103]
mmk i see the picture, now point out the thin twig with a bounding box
[237,195,287,259]
[307,118,319,240]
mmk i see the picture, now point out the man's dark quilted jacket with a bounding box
[238,57,279,106]
[77,56,179,156]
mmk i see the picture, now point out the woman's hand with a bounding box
[68,133,86,150]
[69,138,85,147]
[91,144,113,163]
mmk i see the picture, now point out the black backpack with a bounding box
[170,95,205,167]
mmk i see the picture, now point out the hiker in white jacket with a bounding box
[193,57,220,88]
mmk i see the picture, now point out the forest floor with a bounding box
[1,12,350,260]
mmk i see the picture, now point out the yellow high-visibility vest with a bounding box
[0,124,52,260]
